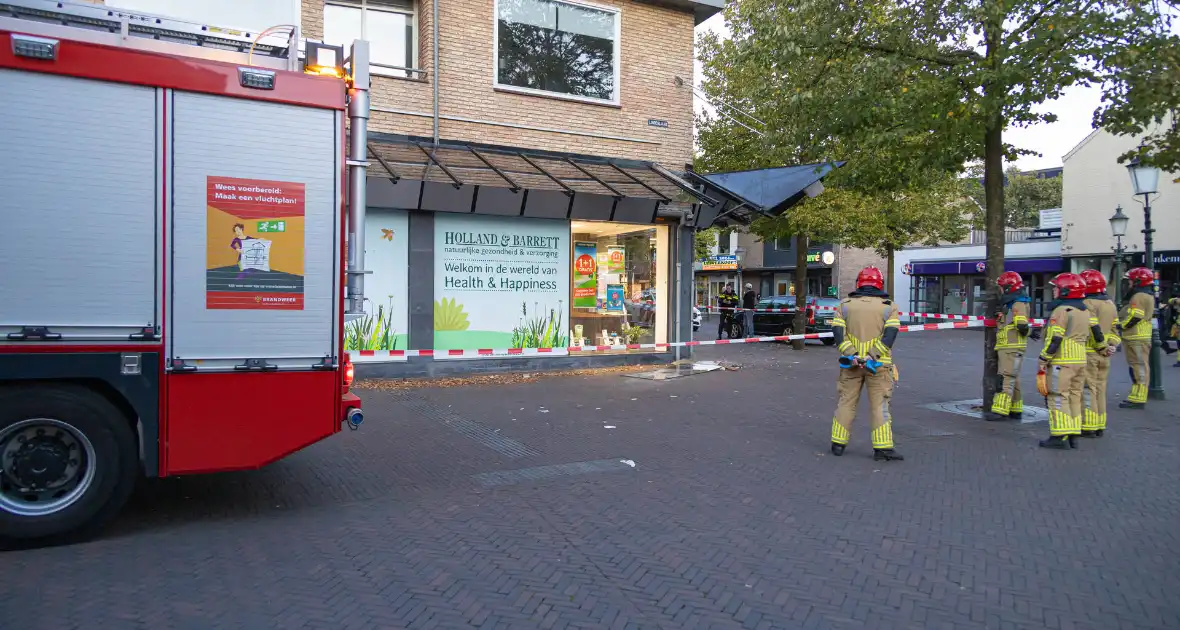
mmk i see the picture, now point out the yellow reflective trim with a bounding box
[831,419,850,445]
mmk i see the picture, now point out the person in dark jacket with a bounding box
[717,284,740,339]
[741,283,757,338]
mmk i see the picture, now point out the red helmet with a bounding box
[1050,272,1086,299]
[996,271,1024,294]
[1079,269,1107,294]
[1125,267,1154,288]
[856,266,884,291]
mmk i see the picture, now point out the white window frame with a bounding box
[324,0,419,78]
[492,0,622,106]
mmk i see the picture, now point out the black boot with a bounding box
[983,412,1010,422]
[1068,435,1080,449]
[1095,429,1105,437]
[1008,412,1023,420]
[873,448,904,461]
[1080,430,1098,438]
[1039,436,1070,449]
[1118,401,1146,409]
[831,442,845,457]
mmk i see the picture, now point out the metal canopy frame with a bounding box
[364,133,718,221]
[683,162,844,229]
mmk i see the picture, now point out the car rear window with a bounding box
[812,298,842,309]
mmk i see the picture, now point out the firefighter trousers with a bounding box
[991,350,1024,415]
[1082,353,1110,431]
[1047,363,1084,436]
[831,366,895,449]
[1124,340,1150,404]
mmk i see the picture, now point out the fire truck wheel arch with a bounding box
[0,384,139,548]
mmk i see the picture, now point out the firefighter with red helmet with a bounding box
[829,266,904,461]
[1080,269,1120,437]
[1036,273,1105,449]
[1117,267,1156,408]
[987,271,1031,421]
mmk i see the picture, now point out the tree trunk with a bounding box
[886,247,896,297]
[981,21,1006,411]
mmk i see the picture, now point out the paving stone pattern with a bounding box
[2,331,1178,629]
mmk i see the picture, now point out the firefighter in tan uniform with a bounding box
[1036,273,1105,450]
[1080,269,1119,437]
[1117,267,1156,409]
[986,271,1031,421]
[829,267,904,461]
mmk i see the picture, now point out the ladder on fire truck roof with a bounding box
[0,0,303,71]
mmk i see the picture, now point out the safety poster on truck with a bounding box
[204,176,306,310]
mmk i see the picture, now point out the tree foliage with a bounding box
[694,0,1167,405]
[965,166,1063,228]
[694,228,718,260]
[1094,14,1180,178]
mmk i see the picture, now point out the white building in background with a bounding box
[1060,125,1180,293]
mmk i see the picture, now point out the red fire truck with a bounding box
[0,0,368,547]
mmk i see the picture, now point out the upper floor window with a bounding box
[494,0,620,104]
[324,0,417,78]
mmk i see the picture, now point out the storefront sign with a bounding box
[702,254,738,271]
[347,210,409,356]
[205,175,305,310]
[1131,250,1180,266]
[573,242,598,308]
[434,214,570,351]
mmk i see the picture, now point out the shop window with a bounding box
[324,0,417,77]
[495,0,619,103]
[570,221,668,350]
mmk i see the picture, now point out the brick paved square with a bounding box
[1,331,1177,629]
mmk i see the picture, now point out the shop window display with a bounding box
[569,221,668,351]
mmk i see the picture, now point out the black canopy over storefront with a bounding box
[363,133,711,224]
[362,133,843,229]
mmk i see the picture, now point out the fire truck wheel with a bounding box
[0,384,138,549]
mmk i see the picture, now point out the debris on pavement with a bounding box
[356,363,662,390]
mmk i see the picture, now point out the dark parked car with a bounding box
[751,295,838,345]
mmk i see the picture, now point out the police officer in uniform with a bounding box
[1117,267,1155,408]
[716,283,740,339]
[829,267,904,461]
[1036,273,1105,450]
[987,271,1031,421]
[1080,269,1119,437]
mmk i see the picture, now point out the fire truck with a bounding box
[0,0,370,547]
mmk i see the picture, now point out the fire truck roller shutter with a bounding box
[164,91,342,474]
[0,69,158,341]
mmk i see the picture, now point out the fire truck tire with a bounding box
[0,384,138,549]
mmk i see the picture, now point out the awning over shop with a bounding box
[910,258,1064,276]
[685,162,844,229]
[363,133,713,225]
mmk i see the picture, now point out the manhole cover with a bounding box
[920,398,1048,424]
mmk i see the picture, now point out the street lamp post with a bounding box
[1109,205,1129,309]
[1125,155,1166,400]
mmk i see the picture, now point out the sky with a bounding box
[692,12,1171,172]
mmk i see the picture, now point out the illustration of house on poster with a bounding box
[205,176,306,310]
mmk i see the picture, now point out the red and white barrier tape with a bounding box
[352,319,984,360]
[702,305,1047,327]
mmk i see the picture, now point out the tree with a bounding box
[1095,17,1180,179]
[694,228,719,261]
[697,0,1167,407]
[966,166,1063,228]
